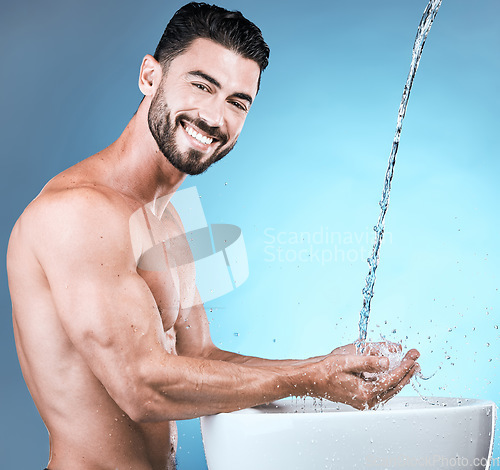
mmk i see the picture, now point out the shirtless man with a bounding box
[7,3,420,469]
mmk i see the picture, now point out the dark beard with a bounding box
[147,89,235,176]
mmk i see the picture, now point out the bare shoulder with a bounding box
[9,180,136,271]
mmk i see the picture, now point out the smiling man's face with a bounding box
[148,38,261,175]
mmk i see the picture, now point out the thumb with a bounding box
[342,354,390,374]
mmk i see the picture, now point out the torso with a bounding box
[8,159,193,470]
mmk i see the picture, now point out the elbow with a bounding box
[109,353,191,422]
[106,364,162,423]
[110,383,154,423]
[122,386,175,423]
[126,397,160,423]
[119,376,170,423]
[127,393,190,423]
[118,365,180,423]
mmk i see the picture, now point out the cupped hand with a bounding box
[310,348,420,410]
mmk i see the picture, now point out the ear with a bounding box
[138,54,162,96]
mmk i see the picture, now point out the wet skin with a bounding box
[7,38,419,470]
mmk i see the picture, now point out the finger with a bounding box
[402,348,420,361]
[372,352,420,390]
[365,362,419,409]
[341,354,390,374]
[377,362,420,404]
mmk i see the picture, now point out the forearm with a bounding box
[133,351,310,422]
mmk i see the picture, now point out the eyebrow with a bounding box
[188,70,253,106]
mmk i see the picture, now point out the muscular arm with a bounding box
[31,188,418,422]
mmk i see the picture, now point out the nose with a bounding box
[198,96,225,128]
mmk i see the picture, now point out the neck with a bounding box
[98,97,187,206]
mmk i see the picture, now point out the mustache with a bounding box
[175,114,229,145]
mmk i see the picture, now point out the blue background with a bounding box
[1,0,498,468]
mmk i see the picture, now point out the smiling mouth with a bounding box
[181,121,216,145]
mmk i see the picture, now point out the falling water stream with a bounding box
[356,0,443,351]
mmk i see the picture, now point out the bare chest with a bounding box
[131,203,197,335]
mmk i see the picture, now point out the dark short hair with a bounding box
[154,2,270,88]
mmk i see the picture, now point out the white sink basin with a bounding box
[201,396,496,469]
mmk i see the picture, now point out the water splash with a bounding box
[357,0,443,349]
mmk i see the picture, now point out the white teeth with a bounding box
[185,126,213,145]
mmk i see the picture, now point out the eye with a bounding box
[193,82,210,92]
[229,100,248,113]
